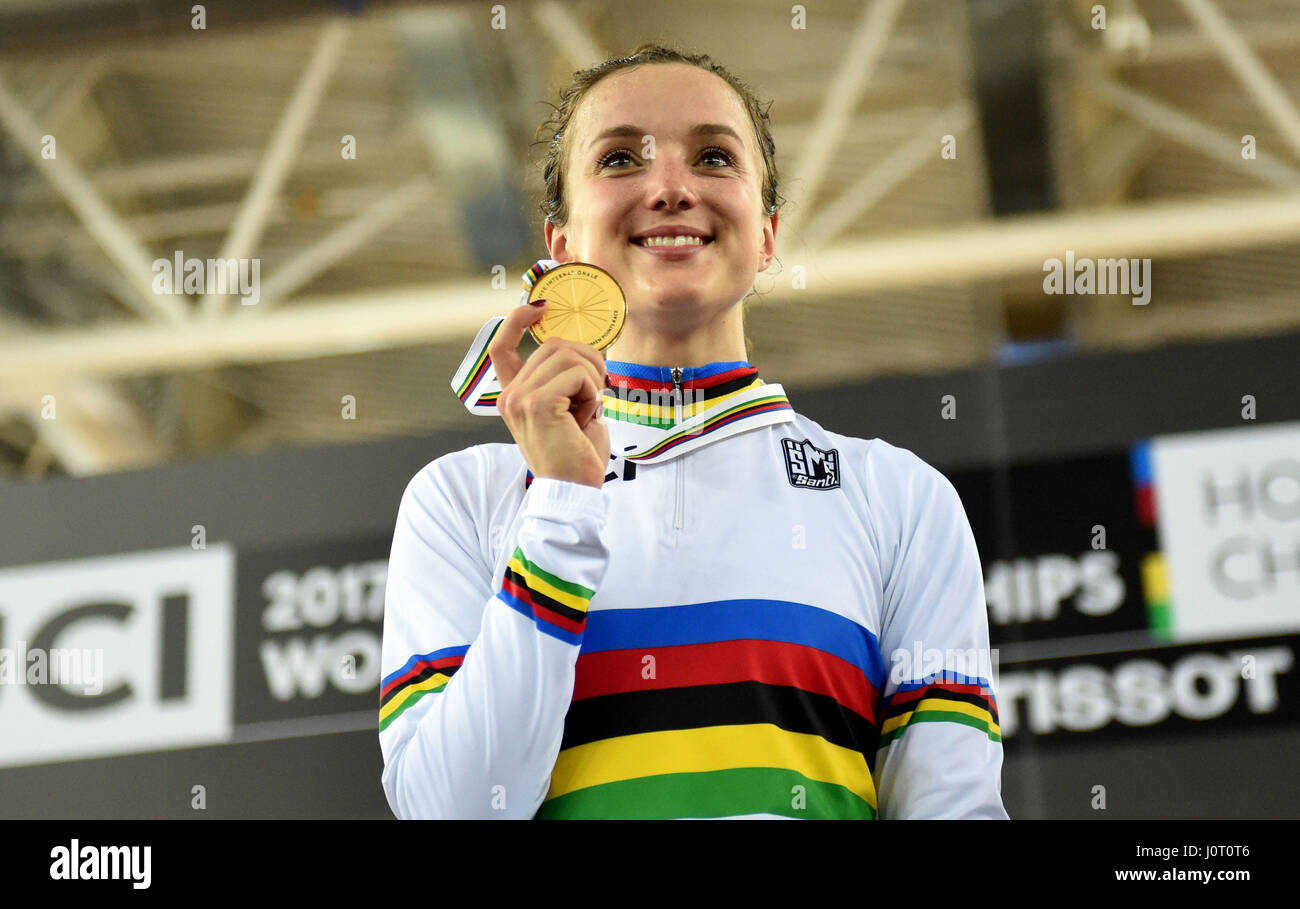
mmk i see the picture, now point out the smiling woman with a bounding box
[378,44,1009,821]
[535,46,782,366]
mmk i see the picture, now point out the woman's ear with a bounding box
[758,210,778,271]
[544,218,573,264]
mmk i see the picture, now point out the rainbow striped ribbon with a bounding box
[603,384,796,465]
[450,257,562,415]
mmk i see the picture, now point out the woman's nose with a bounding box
[645,156,698,210]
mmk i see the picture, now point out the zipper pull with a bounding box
[676,366,686,426]
[671,367,684,423]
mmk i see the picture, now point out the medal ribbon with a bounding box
[605,382,795,464]
[449,258,796,462]
[450,257,562,414]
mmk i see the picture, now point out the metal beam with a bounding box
[1079,119,1153,202]
[0,303,173,474]
[10,127,417,204]
[802,188,1300,292]
[3,201,254,257]
[781,0,908,238]
[1174,0,1300,161]
[0,72,188,324]
[43,55,108,135]
[0,281,512,387]
[531,0,606,70]
[16,379,170,476]
[799,100,976,248]
[1085,71,1300,187]
[4,188,1300,386]
[1084,21,1300,67]
[3,179,432,256]
[254,174,435,308]
[198,17,352,318]
[394,7,530,268]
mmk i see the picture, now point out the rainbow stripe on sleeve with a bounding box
[378,551,593,732]
[497,546,596,646]
[379,645,468,732]
[877,673,1001,746]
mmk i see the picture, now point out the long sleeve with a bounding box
[866,442,1008,819]
[378,451,610,819]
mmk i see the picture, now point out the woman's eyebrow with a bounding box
[586,123,744,149]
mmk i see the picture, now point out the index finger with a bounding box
[488,301,548,388]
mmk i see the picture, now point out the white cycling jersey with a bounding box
[379,359,1007,819]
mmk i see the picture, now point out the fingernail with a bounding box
[529,298,546,307]
[604,374,612,388]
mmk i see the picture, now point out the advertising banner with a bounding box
[233,537,390,727]
[4,422,1299,768]
[1148,421,1300,643]
[0,546,235,768]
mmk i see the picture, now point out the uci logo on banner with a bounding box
[0,546,234,768]
[781,437,841,490]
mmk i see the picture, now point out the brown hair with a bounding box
[533,43,784,228]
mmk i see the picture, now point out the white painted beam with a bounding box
[17,379,170,477]
[1085,72,1300,186]
[1175,0,1300,161]
[799,100,976,248]
[531,0,606,70]
[199,18,352,318]
[3,189,1300,386]
[0,72,188,324]
[781,0,909,238]
[254,175,435,309]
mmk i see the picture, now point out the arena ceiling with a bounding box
[0,0,1297,478]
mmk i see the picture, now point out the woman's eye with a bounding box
[598,149,635,168]
[598,146,734,169]
[700,146,734,167]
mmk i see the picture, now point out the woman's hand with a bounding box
[489,302,611,489]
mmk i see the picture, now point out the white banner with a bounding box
[0,546,234,768]
[1151,421,1300,642]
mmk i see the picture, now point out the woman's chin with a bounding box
[629,277,716,308]
[625,305,707,340]
[640,289,703,309]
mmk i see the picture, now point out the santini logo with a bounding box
[50,839,151,890]
[781,438,841,490]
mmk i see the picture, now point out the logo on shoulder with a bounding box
[781,437,841,490]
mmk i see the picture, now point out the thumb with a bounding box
[489,300,548,388]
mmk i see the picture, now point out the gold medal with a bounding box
[527,262,626,351]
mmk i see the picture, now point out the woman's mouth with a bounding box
[629,234,713,258]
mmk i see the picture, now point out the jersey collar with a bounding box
[603,359,795,464]
[603,360,760,428]
[447,315,796,464]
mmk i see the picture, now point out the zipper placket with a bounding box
[671,366,685,532]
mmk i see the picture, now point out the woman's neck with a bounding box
[605,309,748,367]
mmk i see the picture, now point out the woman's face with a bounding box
[545,63,777,340]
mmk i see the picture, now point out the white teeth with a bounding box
[638,235,707,247]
